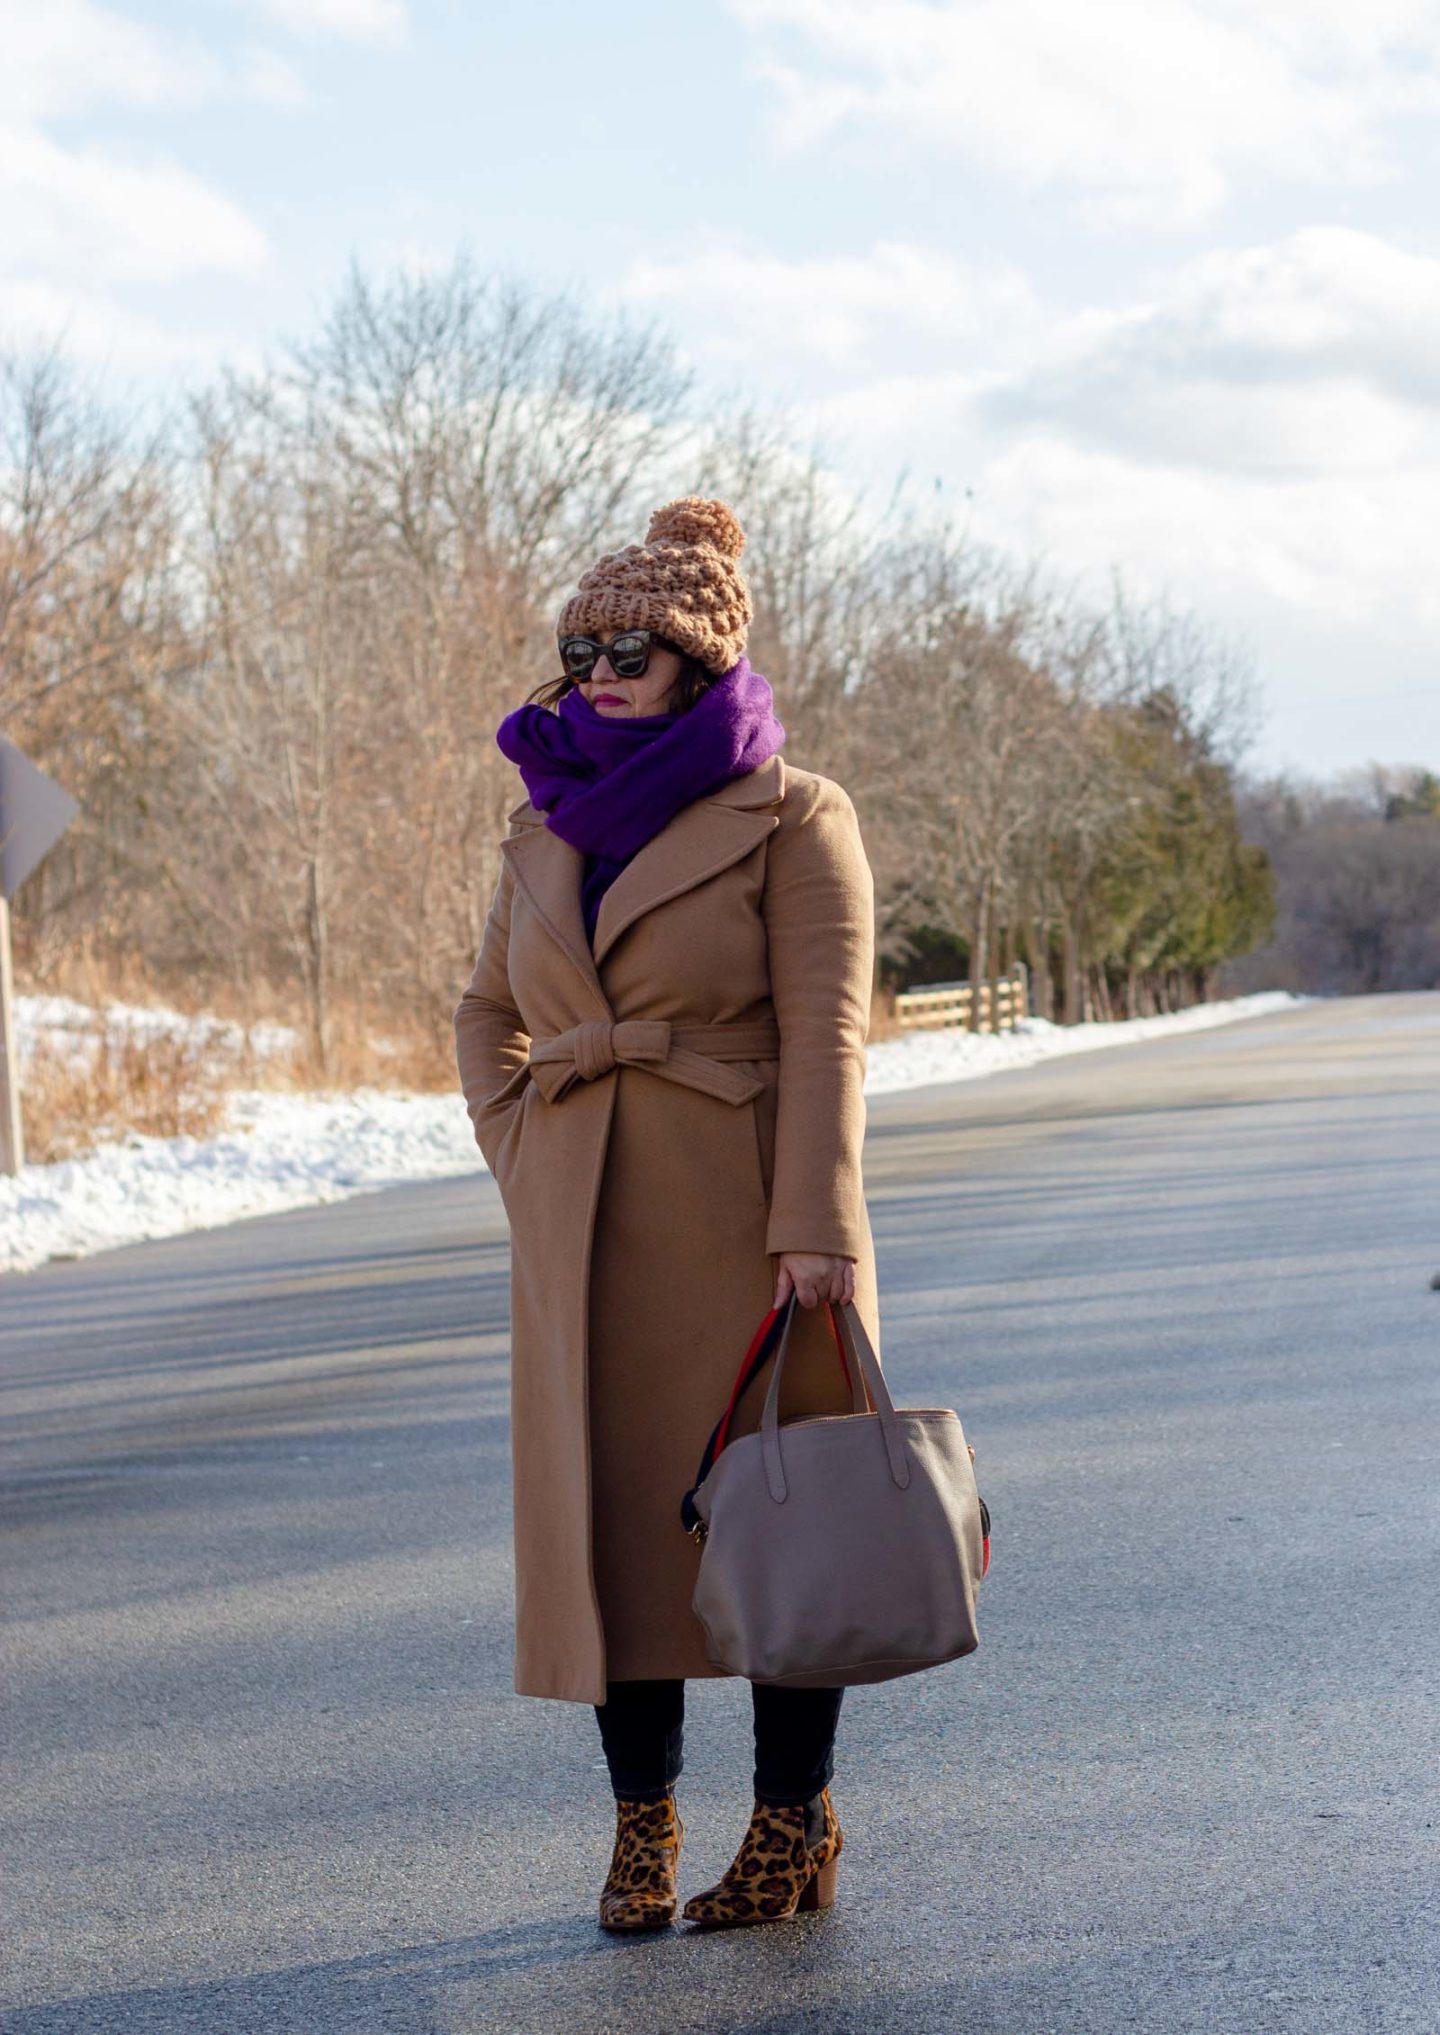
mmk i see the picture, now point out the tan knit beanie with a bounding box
[556,497,753,676]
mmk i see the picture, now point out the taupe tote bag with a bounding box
[680,1296,991,1688]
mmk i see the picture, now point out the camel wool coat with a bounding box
[452,751,880,1705]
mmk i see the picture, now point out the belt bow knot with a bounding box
[569,1017,670,1083]
[526,1016,781,1107]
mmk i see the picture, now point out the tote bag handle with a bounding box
[679,1295,865,1539]
[759,1297,911,1503]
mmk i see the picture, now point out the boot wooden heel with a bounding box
[797,1856,839,1911]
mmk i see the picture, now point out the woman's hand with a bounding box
[774,1252,856,1309]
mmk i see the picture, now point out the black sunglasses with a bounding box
[558,629,658,683]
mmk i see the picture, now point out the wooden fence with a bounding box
[893,965,1030,1034]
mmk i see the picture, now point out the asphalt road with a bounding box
[3,994,1438,2035]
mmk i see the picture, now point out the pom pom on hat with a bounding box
[557,496,753,675]
[645,497,746,560]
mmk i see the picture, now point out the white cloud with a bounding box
[0,277,248,373]
[0,0,403,366]
[728,0,1440,225]
[235,45,310,107]
[0,0,280,298]
[0,0,219,118]
[648,223,1440,730]
[1137,228,1440,405]
[804,373,1440,768]
[975,433,1440,633]
[255,0,409,43]
[0,126,268,284]
[729,224,1440,461]
[625,222,1440,494]
[0,0,306,116]
[624,238,1038,368]
[984,227,1440,468]
[0,0,419,352]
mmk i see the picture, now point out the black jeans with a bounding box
[593,1678,844,1808]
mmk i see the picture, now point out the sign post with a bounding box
[0,737,81,1176]
[0,892,21,1174]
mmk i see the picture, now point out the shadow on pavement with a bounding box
[4,1904,1411,2035]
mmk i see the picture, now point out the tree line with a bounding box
[2,259,1277,1076]
[1227,768,1440,996]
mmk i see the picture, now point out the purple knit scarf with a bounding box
[495,656,786,943]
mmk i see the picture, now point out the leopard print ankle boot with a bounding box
[680,1788,842,1929]
[598,1792,684,1932]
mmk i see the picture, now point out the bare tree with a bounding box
[4,273,1283,1062]
[0,348,185,978]
[148,262,693,1064]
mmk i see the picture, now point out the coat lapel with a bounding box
[501,822,610,1013]
[499,755,786,992]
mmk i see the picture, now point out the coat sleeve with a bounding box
[761,774,875,1259]
[452,857,532,1155]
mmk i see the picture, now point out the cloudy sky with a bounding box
[5,0,1439,776]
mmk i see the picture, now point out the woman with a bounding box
[452,497,880,1931]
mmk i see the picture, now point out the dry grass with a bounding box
[278,1010,459,1095]
[21,1025,230,1166]
[16,960,900,1169]
[14,958,463,1165]
[30,943,204,1025]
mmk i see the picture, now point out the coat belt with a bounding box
[527,1017,781,1107]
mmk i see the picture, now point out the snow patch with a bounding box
[13,993,297,1068]
[863,991,1306,1094]
[0,1088,485,1276]
[1,990,1306,1277]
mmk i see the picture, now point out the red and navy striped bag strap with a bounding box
[679,1300,851,1538]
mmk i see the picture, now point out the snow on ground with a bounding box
[13,993,298,1068]
[862,990,1304,1094]
[0,1088,480,1278]
[1,991,1305,1277]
